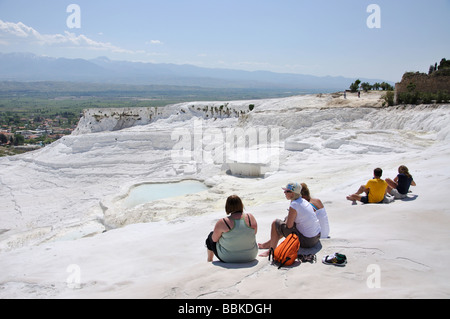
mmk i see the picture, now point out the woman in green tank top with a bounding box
[206,195,258,263]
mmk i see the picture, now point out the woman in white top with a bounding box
[301,183,330,239]
[258,182,321,257]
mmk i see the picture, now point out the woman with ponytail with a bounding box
[301,183,330,239]
[386,165,417,199]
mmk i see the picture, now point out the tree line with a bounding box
[349,79,394,92]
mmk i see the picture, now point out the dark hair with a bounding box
[225,195,244,215]
[374,167,383,178]
[399,165,412,179]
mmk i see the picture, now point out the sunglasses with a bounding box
[284,190,293,193]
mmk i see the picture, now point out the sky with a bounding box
[0,0,449,82]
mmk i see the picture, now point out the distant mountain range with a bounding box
[0,52,392,92]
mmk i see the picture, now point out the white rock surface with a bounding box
[1,92,450,298]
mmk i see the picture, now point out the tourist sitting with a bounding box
[386,165,416,199]
[205,195,258,263]
[258,182,321,257]
[346,168,388,204]
[301,183,330,238]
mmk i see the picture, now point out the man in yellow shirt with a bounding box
[346,168,388,204]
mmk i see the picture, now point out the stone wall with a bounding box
[395,71,450,103]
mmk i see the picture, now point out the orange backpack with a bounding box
[269,233,300,268]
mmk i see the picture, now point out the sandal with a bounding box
[322,253,347,266]
[298,254,316,263]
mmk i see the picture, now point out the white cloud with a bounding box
[0,19,135,54]
[0,20,40,41]
[146,40,163,45]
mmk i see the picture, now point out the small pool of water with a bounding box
[122,180,208,209]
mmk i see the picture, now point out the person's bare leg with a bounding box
[346,194,362,201]
[386,178,396,188]
[385,178,396,193]
[259,220,283,257]
[258,220,277,249]
[207,249,214,262]
[355,185,367,195]
[258,241,270,249]
[347,185,367,201]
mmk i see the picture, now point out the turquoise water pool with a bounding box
[122,180,208,209]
